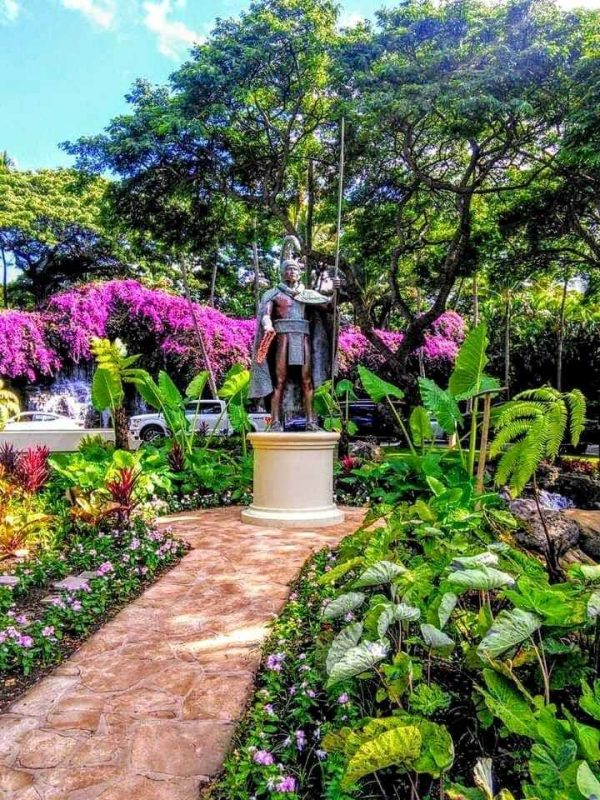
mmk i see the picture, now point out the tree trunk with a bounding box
[305,159,315,286]
[208,250,218,308]
[473,271,479,326]
[556,275,568,392]
[112,406,130,451]
[504,291,511,398]
[1,247,7,308]
[252,238,261,316]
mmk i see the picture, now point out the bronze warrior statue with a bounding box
[249,237,339,432]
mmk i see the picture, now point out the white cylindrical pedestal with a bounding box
[241,432,345,528]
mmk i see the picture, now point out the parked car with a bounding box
[129,399,271,443]
[4,412,83,430]
[285,400,400,440]
[560,418,600,455]
[285,401,447,444]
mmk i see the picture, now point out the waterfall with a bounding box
[26,376,93,423]
[24,364,147,427]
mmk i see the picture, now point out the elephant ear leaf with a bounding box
[318,557,363,586]
[410,406,433,446]
[342,725,422,789]
[447,567,515,592]
[420,624,454,654]
[577,761,600,799]
[327,640,390,687]
[218,365,250,399]
[185,371,209,399]
[326,623,364,675]
[437,593,458,628]
[323,592,366,620]
[479,670,536,738]
[450,552,499,570]
[353,560,406,588]
[448,322,499,399]
[477,609,542,660]
[158,371,183,406]
[580,681,600,723]
[377,603,421,638]
[92,367,123,411]
[412,719,455,777]
[473,758,495,800]
[357,365,404,402]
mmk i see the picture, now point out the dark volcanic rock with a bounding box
[510,498,580,556]
[563,510,600,560]
[348,440,384,462]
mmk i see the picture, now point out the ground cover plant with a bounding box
[213,467,600,800]
[213,325,598,799]
[0,436,188,708]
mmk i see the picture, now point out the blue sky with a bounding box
[0,0,381,170]
[2,0,597,171]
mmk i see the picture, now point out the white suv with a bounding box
[129,399,270,443]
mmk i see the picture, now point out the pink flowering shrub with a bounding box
[0,311,60,381]
[44,280,255,378]
[337,311,465,375]
[0,280,464,383]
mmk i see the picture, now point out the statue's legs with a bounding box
[302,335,318,430]
[270,333,288,431]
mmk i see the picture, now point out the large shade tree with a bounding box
[0,164,123,305]
[65,0,595,385]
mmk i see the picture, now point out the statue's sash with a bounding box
[273,318,310,365]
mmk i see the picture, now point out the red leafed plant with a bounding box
[560,458,598,476]
[0,443,19,477]
[167,442,185,473]
[105,467,141,521]
[15,446,51,493]
[340,455,360,474]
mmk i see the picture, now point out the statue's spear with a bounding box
[330,116,346,392]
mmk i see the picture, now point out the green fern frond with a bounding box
[565,389,586,445]
[418,377,463,434]
[496,438,527,489]
[491,386,587,496]
[513,418,547,494]
[544,400,567,460]
[494,402,544,428]
[489,421,535,458]
[516,387,560,403]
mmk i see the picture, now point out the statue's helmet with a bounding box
[280,257,302,277]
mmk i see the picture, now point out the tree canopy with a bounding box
[0,164,122,304]
[57,0,600,390]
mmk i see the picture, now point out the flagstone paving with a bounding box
[0,506,364,800]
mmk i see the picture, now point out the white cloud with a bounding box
[60,0,117,29]
[558,0,600,6]
[338,10,365,28]
[0,0,20,23]
[142,0,201,59]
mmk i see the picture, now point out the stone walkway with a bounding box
[0,507,363,800]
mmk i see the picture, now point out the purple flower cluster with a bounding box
[337,310,465,374]
[252,749,275,766]
[266,652,286,672]
[0,627,33,648]
[0,279,465,382]
[44,279,256,378]
[0,310,60,381]
[273,776,296,793]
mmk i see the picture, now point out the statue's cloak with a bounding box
[248,285,334,414]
